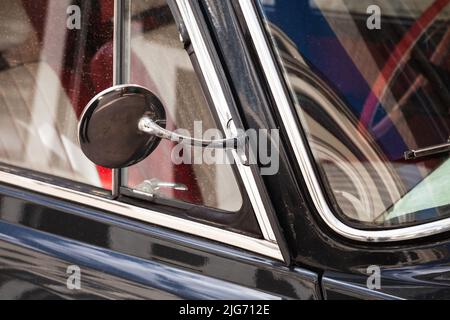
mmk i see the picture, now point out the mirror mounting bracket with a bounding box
[138,116,251,166]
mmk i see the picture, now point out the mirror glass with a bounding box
[122,0,244,211]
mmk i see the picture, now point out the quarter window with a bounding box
[122,0,244,212]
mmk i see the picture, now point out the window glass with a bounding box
[261,0,450,227]
[0,0,113,189]
[123,0,243,211]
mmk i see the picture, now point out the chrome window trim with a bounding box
[0,0,283,261]
[0,170,282,260]
[175,0,278,243]
[239,0,450,243]
[112,0,131,197]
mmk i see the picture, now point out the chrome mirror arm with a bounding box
[78,84,251,169]
[138,116,243,149]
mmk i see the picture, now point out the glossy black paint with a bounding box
[222,0,450,300]
[321,277,402,300]
[0,221,280,299]
[0,182,320,299]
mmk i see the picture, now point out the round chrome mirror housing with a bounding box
[78,85,166,169]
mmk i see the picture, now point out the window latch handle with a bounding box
[136,178,188,194]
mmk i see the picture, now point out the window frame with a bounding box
[113,0,274,238]
[115,0,256,229]
[0,0,284,261]
[242,0,450,243]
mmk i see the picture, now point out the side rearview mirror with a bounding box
[78,85,242,169]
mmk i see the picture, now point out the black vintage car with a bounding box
[0,0,449,300]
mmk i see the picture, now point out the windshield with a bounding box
[260,0,450,228]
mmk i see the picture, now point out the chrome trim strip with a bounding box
[112,0,131,197]
[322,277,404,300]
[0,170,283,261]
[240,0,450,242]
[113,0,130,85]
[176,0,278,243]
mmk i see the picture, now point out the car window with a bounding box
[260,0,450,227]
[0,0,245,213]
[0,0,113,189]
[122,0,244,212]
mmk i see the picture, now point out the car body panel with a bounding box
[0,182,320,299]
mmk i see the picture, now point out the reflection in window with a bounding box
[0,0,113,189]
[123,0,243,211]
[262,0,450,227]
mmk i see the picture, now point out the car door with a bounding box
[0,0,320,300]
